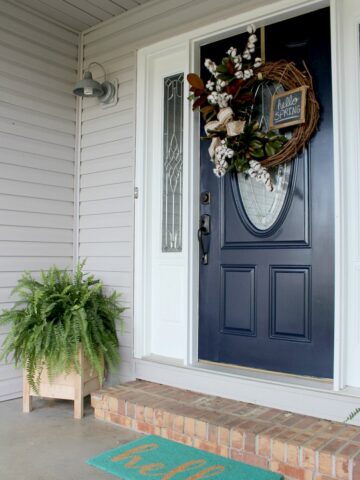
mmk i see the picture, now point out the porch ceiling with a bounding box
[11,0,154,32]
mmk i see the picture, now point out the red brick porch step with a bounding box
[91,380,360,480]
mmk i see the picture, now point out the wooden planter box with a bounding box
[23,349,102,419]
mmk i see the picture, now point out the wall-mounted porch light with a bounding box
[73,62,117,107]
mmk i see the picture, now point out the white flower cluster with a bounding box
[207,91,233,108]
[213,140,234,177]
[203,25,262,108]
[247,160,273,191]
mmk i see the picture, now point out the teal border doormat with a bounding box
[87,435,284,480]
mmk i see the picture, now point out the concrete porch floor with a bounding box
[0,397,140,480]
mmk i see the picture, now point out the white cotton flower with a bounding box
[235,71,244,79]
[204,58,217,74]
[243,69,253,79]
[213,166,227,177]
[247,160,273,191]
[249,34,258,43]
[247,24,256,34]
[248,44,256,53]
[227,46,237,57]
[243,49,251,60]
[207,92,218,105]
[206,80,215,91]
[254,59,262,68]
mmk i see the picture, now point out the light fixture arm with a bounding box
[86,62,107,81]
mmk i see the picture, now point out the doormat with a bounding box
[87,435,283,480]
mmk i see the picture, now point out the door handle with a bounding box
[198,214,211,265]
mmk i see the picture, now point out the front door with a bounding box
[198,8,334,378]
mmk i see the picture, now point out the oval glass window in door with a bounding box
[238,80,292,231]
[237,162,292,230]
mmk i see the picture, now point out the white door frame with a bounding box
[134,0,360,422]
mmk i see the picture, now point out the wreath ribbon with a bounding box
[205,107,245,161]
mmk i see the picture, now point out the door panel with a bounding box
[198,8,334,378]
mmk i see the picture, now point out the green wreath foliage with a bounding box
[0,262,124,393]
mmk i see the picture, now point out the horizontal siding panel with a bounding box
[0,164,74,188]
[80,183,133,201]
[0,287,17,303]
[0,271,42,288]
[0,133,74,162]
[84,271,132,287]
[0,211,73,229]
[0,72,74,108]
[0,88,75,122]
[80,196,132,215]
[82,95,134,122]
[0,179,73,202]
[80,211,133,228]
[89,54,135,77]
[79,242,132,257]
[0,102,75,136]
[81,257,133,272]
[0,1,79,44]
[0,148,74,175]
[0,13,77,56]
[0,195,73,216]
[104,287,132,304]
[119,332,133,349]
[80,168,132,188]
[81,139,132,162]
[0,60,74,96]
[82,108,133,135]
[81,123,133,148]
[0,226,73,243]
[0,258,72,272]
[80,153,132,174]
[0,117,74,148]
[80,226,132,243]
[0,364,22,382]
[0,29,77,69]
[0,242,73,258]
[0,377,22,401]
[0,44,76,83]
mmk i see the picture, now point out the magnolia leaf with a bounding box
[187,73,204,91]
[216,64,228,74]
[265,143,276,156]
[251,149,265,159]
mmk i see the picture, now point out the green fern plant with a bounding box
[0,262,125,393]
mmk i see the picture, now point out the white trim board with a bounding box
[135,359,360,425]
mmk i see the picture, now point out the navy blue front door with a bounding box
[198,8,334,378]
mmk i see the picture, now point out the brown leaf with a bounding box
[226,60,235,75]
[187,73,204,91]
[192,96,207,111]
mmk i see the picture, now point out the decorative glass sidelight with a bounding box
[162,73,184,252]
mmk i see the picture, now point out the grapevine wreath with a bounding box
[187,25,320,191]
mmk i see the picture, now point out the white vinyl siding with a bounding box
[0,0,78,401]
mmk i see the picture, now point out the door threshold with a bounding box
[195,359,334,391]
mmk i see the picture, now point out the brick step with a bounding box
[91,380,360,480]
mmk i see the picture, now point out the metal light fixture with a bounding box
[73,62,117,106]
